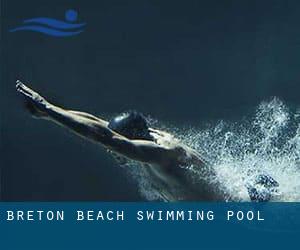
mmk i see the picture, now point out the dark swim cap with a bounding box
[108,111,153,140]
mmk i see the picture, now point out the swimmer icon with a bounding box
[9,9,86,37]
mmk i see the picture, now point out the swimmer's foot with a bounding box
[16,80,49,118]
[246,174,279,202]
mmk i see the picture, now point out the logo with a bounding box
[9,9,85,37]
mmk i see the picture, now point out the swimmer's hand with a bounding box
[16,80,49,118]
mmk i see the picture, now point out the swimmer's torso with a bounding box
[144,129,225,201]
[145,160,224,201]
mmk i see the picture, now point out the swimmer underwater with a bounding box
[15,80,279,202]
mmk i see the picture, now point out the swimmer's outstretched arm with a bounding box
[16,81,175,165]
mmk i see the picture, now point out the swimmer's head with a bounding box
[108,111,153,141]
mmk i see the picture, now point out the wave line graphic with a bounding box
[23,18,85,29]
[10,25,84,37]
[9,9,85,37]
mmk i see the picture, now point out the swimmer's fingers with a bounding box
[16,80,46,104]
[16,80,49,114]
[16,80,42,100]
[16,80,36,99]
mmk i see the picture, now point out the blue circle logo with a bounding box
[65,9,78,22]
